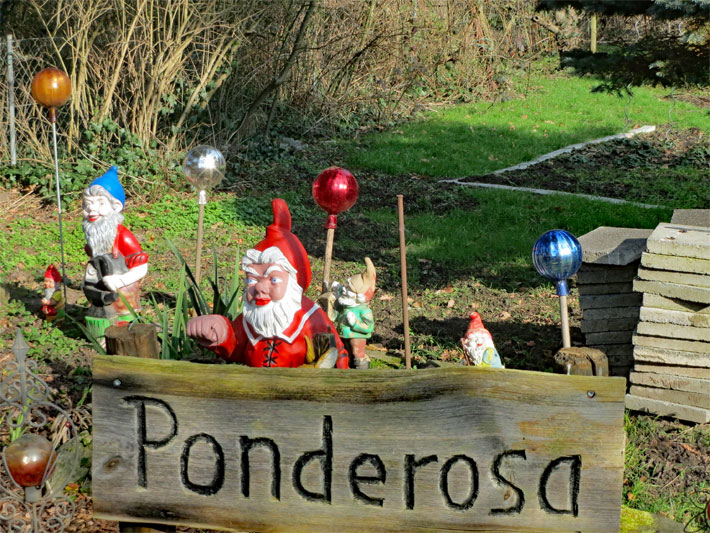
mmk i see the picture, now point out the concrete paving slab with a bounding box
[581,317,638,333]
[577,263,638,284]
[639,306,710,328]
[643,293,710,314]
[610,365,632,378]
[646,223,710,260]
[641,251,710,275]
[634,346,710,368]
[637,266,710,288]
[637,321,710,342]
[583,306,640,321]
[608,353,634,367]
[671,209,710,227]
[578,226,652,265]
[585,330,634,344]
[577,282,634,295]
[629,384,710,409]
[580,292,642,309]
[625,393,710,423]
[630,371,710,394]
[634,332,710,353]
[588,343,634,357]
[633,279,710,305]
[633,363,710,379]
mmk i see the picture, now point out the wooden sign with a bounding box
[92,355,626,532]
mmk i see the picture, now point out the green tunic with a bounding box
[336,304,374,339]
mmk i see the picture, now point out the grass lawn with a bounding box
[345,73,709,178]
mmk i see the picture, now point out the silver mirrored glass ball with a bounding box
[182,145,225,191]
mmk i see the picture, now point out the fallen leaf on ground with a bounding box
[447,299,455,308]
[379,293,394,301]
[500,311,512,320]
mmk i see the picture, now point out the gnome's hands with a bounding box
[101,275,122,292]
[345,311,357,326]
[103,263,148,292]
[187,315,229,347]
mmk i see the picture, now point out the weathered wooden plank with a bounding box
[92,356,627,533]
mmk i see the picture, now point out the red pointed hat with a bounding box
[254,199,312,291]
[465,312,485,333]
[44,264,61,283]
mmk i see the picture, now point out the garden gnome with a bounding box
[333,257,376,369]
[187,198,349,368]
[461,312,504,368]
[41,264,65,321]
[81,166,148,340]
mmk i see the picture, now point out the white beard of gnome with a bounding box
[82,211,124,256]
[241,247,303,338]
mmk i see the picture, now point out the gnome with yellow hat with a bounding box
[333,257,377,369]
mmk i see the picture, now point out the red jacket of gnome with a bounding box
[85,225,148,268]
[206,300,346,368]
[201,199,349,369]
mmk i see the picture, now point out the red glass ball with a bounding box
[31,68,71,108]
[5,434,56,487]
[312,167,359,216]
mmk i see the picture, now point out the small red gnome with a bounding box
[41,264,65,321]
[461,312,504,368]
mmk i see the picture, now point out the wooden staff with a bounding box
[559,294,571,349]
[195,198,206,284]
[322,225,335,293]
[397,195,411,369]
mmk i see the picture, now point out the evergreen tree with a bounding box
[536,0,710,92]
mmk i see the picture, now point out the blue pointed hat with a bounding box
[88,165,125,207]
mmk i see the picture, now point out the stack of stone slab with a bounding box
[577,227,652,377]
[626,212,710,424]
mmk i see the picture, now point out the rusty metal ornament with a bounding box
[0,329,79,532]
[312,167,359,229]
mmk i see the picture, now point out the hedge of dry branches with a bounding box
[0,0,556,162]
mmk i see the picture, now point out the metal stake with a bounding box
[51,114,68,300]
[397,195,411,369]
[7,34,16,166]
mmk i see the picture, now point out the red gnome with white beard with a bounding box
[187,199,349,369]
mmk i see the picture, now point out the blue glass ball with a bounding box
[532,230,583,281]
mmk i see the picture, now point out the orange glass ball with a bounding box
[31,68,71,108]
[4,433,56,487]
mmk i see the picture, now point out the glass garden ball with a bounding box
[4,433,56,487]
[31,68,71,108]
[182,146,225,191]
[312,167,359,216]
[532,229,583,281]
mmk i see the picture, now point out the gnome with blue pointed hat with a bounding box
[81,166,148,341]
